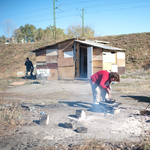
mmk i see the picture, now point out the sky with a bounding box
[0,0,150,37]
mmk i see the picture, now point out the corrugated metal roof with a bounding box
[31,38,126,52]
[31,38,77,52]
[75,40,126,51]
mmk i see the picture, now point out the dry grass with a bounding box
[38,139,150,150]
[0,99,27,136]
[94,32,150,70]
[111,75,150,94]
[0,32,150,80]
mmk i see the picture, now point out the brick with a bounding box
[65,122,73,128]
[76,110,86,118]
[39,114,49,125]
[76,127,87,133]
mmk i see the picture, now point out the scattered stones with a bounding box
[39,114,49,125]
[65,122,73,129]
[76,110,86,119]
[76,127,88,133]
[140,109,150,115]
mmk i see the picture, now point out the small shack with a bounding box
[31,38,126,80]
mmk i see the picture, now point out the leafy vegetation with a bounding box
[1,22,95,43]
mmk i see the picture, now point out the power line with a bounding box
[86,5,150,14]
[1,7,52,18]
[1,0,150,18]
[13,4,150,26]
[84,0,150,9]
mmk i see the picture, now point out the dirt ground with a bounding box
[0,73,150,150]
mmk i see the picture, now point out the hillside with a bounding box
[0,32,150,79]
[0,41,53,78]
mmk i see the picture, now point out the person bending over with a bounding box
[90,70,120,104]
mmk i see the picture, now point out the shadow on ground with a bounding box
[21,75,36,80]
[121,95,150,103]
[59,101,105,113]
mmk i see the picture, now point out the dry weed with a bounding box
[37,139,150,150]
[0,101,27,136]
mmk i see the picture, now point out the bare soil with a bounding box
[0,74,150,150]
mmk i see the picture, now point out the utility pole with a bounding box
[76,8,85,37]
[82,8,84,37]
[53,0,56,39]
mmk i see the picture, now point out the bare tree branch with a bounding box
[2,20,16,40]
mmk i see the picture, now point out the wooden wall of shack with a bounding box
[93,47,103,74]
[35,39,75,80]
[75,44,103,77]
[35,39,125,81]
[75,43,125,78]
[36,45,58,80]
[57,40,75,80]
[75,43,80,78]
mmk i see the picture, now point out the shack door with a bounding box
[87,47,93,78]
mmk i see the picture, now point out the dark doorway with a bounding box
[80,47,87,78]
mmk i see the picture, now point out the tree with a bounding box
[43,25,66,41]
[2,20,16,40]
[0,35,6,43]
[84,26,95,38]
[55,27,66,40]
[44,26,53,41]
[35,28,44,41]
[67,24,81,38]
[14,29,24,43]
[66,24,95,38]
[20,24,36,42]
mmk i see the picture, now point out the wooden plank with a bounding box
[36,65,46,69]
[93,55,103,60]
[47,63,58,69]
[118,67,125,74]
[93,48,102,55]
[46,56,57,63]
[93,67,102,74]
[58,67,75,80]
[117,52,125,59]
[112,65,118,72]
[93,60,102,67]
[36,50,46,56]
[58,40,74,52]
[58,57,74,67]
[10,82,26,85]
[36,62,46,66]
[117,59,125,67]
[46,49,58,56]
[36,56,46,62]
[103,63,111,72]
[75,43,80,78]
[47,69,58,80]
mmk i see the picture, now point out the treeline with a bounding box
[0,22,95,43]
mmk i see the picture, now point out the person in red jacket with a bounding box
[90,70,120,104]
